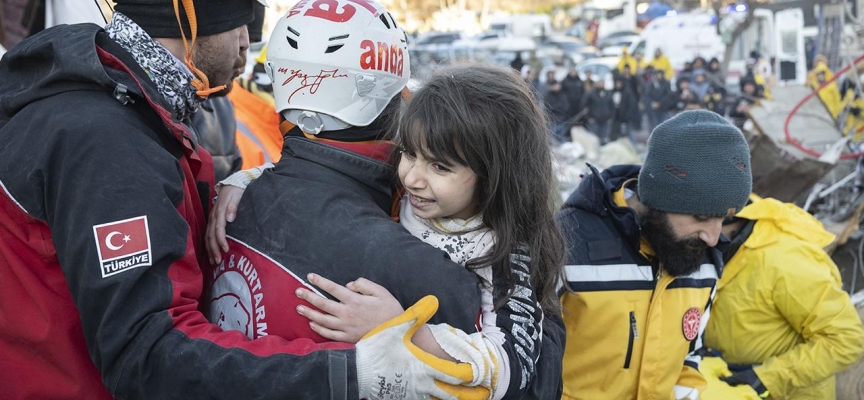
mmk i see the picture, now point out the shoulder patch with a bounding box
[93,216,152,278]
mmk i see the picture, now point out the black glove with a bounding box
[719,369,769,397]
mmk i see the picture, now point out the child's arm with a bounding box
[297,249,546,400]
[295,274,455,360]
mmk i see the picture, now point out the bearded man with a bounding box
[557,110,753,400]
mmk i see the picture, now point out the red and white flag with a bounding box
[93,216,152,278]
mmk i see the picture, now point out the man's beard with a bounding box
[640,208,707,277]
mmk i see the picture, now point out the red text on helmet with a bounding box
[288,0,379,22]
[359,40,404,77]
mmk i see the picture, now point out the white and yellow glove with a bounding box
[356,296,491,400]
[426,324,499,398]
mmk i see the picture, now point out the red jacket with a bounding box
[0,24,355,399]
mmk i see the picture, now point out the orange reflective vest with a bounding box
[227,85,283,169]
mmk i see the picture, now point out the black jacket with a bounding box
[612,87,638,123]
[545,89,572,123]
[644,79,673,113]
[190,96,242,182]
[0,23,360,399]
[561,74,585,117]
[582,88,615,122]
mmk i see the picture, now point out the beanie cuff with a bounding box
[116,0,255,39]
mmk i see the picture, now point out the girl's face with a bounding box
[398,148,478,220]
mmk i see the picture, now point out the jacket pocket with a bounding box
[624,311,638,369]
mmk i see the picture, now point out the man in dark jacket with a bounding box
[558,110,753,399]
[582,82,616,144]
[611,76,639,142]
[730,79,759,128]
[546,80,572,142]
[644,68,673,130]
[562,66,585,119]
[0,1,489,399]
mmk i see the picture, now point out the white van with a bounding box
[488,14,553,40]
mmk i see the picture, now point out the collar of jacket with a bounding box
[565,163,643,252]
[279,136,395,199]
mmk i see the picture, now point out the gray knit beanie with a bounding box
[638,110,752,217]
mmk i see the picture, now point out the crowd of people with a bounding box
[521,48,774,145]
[1,1,863,400]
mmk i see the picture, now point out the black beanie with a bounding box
[248,2,266,43]
[638,110,752,217]
[114,0,256,39]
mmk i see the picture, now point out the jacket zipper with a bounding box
[624,311,637,369]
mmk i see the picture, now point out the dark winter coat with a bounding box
[561,73,585,117]
[545,88,572,123]
[643,79,673,113]
[582,88,616,122]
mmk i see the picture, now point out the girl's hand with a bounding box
[205,185,245,264]
[296,274,405,343]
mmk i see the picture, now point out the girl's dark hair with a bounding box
[396,64,566,314]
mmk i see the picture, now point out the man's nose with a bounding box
[699,219,723,248]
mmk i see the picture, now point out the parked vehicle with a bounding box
[597,30,640,49]
[487,14,553,40]
[538,36,596,65]
[411,31,463,51]
[575,56,619,88]
[569,0,638,40]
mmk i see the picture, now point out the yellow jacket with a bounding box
[808,63,843,118]
[705,197,864,400]
[648,55,674,81]
[842,90,864,139]
[618,48,638,74]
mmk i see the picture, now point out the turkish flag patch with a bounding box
[682,307,702,341]
[93,216,152,278]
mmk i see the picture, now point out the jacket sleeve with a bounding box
[33,111,359,399]
[753,247,864,398]
[675,285,714,399]
[403,248,552,399]
[487,249,550,399]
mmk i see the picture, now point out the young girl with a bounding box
[211,64,565,398]
[300,66,563,398]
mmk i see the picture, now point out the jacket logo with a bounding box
[93,216,152,278]
[682,307,701,341]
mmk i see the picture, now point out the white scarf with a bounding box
[399,195,495,266]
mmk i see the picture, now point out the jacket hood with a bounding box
[738,195,835,249]
[564,164,640,212]
[563,164,642,247]
[0,24,165,118]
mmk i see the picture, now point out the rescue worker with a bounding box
[648,48,674,81]
[0,0,491,398]
[189,3,266,181]
[808,56,843,119]
[842,88,864,139]
[205,1,565,398]
[704,195,864,399]
[617,45,638,75]
[559,110,753,400]
[228,45,283,169]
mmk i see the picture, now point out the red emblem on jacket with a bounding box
[682,307,701,341]
[93,216,152,278]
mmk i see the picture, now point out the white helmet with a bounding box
[266,0,410,134]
